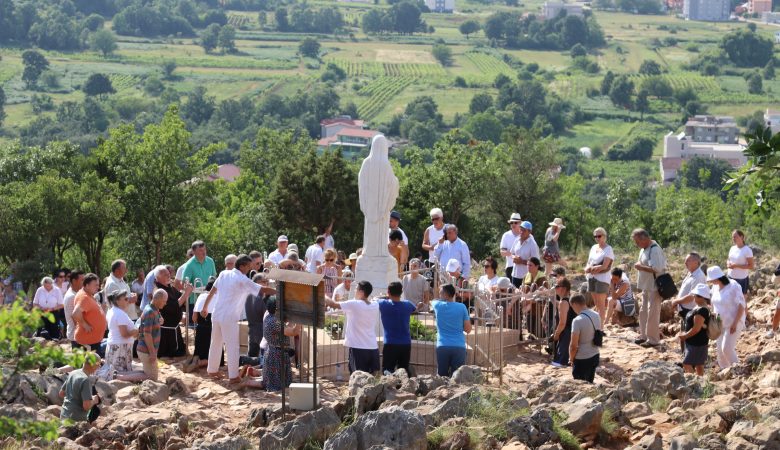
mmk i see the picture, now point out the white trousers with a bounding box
[208,319,240,379]
[716,327,742,369]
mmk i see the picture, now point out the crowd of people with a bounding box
[6,205,780,422]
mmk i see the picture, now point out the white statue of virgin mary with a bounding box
[358,134,398,257]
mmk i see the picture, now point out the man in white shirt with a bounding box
[33,277,65,340]
[268,235,289,266]
[500,213,522,279]
[201,254,274,383]
[325,281,380,374]
[305,235,326,273]
[632,228,667,347]
[510,221,540,287]
[670,252,706,351]
[174,249,194,290]
[63,271,84,343]
[434,225,472,278]
[104,259,139,320]
[389,210,409,245]
[422,208,446,262]
[331,269,353,302]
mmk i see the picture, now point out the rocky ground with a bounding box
[2,259,780,450]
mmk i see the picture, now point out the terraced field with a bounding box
[356,76,416,119]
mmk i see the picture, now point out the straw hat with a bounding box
[507,213,522,223]
[548,218,566,229]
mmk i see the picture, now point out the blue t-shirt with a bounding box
[432,300,469,348]
[378,299,416,345]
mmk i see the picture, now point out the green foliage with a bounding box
[90,29,118,57]
[0,86,6,126]
[161,60,177,79]
[677,157,733,191]
[299,37,321,59]
[638,59,662,75]
[600,408,618,436]
[551,411,583,450]
[112,3,195,38]
[601,71,615,95]
[763,60,775,80]
[409,316,436,341]
[200,23,221,53]
[362,1,427,35]
[484,11,604,50]
[218,25,237,54]
[464,112,502,144]
[182,86,216,125]
[469,92,493,115]
[725,125,780,212]
[321,63,346,83]
[747,72,762,94]
[608,75,634,109]
[144,76,165,97]
[22,50,50,89]
[648,393,670,412]
[570,43,587,58]
[720,28,773,68]
[556,173,597,254]
[607,135,654,161]
[30,94,55,114]
[82,73,116,98]
[431,44,453,67]
[459,19,480,39]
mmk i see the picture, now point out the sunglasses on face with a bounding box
[431,217,442,221]
[594,235,603,238]
[325,259,334,262]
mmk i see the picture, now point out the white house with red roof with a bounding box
[660,132,746,183]
[318,116,382,152]
[320,116,366,138]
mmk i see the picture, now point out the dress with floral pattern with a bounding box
[262,314,291,392]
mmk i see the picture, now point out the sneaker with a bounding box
[640,341,659,348]
[551,362,564,368]
[766,330,776,339]
[634,338,647,345]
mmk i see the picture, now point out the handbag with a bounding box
[703,312,723,340]
[582,312,603,347]
[648,244,677,299]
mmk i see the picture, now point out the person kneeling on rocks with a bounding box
[59,352,102,423]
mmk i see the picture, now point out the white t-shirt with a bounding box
[478,274,499,292]
[325,235,335,250]
[677,267,706,311]
[194,292,209,313]
[63,288,78,341]
[33,286,63,309]
[332,283,349,302]
[211,269,262,322]
[107,306,135,345]
[175,264,186,281]
[511,236,540,279]
[587,244,615,283]
[500,230,520,271]
[268,249,287,266]
[340,300,379,350]
[727,245,753,280]
[305,245,325,273]
[425,224,445,261]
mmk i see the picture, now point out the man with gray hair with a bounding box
[137,288,169,381]
[422,207,446,261]
[224,254,237,271]
[671,252,706,351]
[632,228,667,348]
[141,265,167,310]
[434,224,471,278]
[105,259,139,320]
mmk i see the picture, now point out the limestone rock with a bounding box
[725,437,759,450]
[0,404,39,421]
[355,381,386,415]
[420,386,478,427]
[626,361,690,401]
[258,406,341,450]
[323,407,426,450]
[94,379,117,406]
[166,376,190,396]
[622,402,652,420]
[626,432,662,450]
[196,435,251,450]
[56,437,88,450]
[138,380,170,406]
[451,365,484,385]
[758,370,780,388]
[505,408,557,448]
[669,434,698,450]
[415,374,450,396]
[348,371,376,395]
[439,430,471,450]
[558,398,603,441]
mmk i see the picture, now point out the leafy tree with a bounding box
[764,59,775,80]
[431,44,453,66]
[459,19,480,39]
[82,97,109,132]
[635,89,649,119]
[21,50,49,89]
[82,73,115,99]
[144,76,165,97]
[82,13,105,32]
[0,86,5,127]
[89,29,117,57]
[161,60,177,79]
[720,28,773,67]
[570,43,587,57]
[747,72,763,94]
[275,8,289,31]
[562,14,588,49]
[321,63,347,83]
[555,173,596,254]
[484,14,504,40]
[182,86,216,125]
[391,1,423,34]
[469,92,493,114]
[638,59,662,75]
[200,23,221,53]
[72,172,124,273]
[674,86,698,106]
[600,71,615,95]
[654,185,732,252]
[407,121,440,148]
[677,156,733,191]
[608,75,634,109]
[464,112,502,143]
[639,76,673,98]
[218,24,236,53]
[298,37,321,58]
[725,125,780,211]
[94,106,219,265]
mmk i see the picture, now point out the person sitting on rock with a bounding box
[59,352,102,423]
[677,283,712,376]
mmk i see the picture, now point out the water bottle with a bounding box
[335,363,343,382]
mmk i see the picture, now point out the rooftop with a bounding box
[321,116,365,128]
[685,115,737,127]
[206,164,241,183]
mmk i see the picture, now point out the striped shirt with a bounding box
[137,304,162,355]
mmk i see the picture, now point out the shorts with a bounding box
[683,343,708,366]
[588,278,609,294]
[730,277,749,295]
[348,347,380,374]
[137,351,159,381]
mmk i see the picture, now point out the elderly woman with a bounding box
[432,284,471,377]
[33,276,64,340]
[106,291,148,382]
[543,218,565,277]
[262,298,301,391]
[707,266,746,368]
[606,268,636,325]
[678,283,712,376]
[154,267,191,358]
[727,230,754,298]
[585,227,614,324]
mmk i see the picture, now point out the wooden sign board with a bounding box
[268,268,326,327]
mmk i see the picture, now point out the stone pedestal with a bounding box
[354,255,400,294]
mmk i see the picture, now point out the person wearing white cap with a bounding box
[510,221,539,288]
[707,266,746,369]
[632,228,666,348]
[543,218,565,277]
[422,208,446,262]
[677,283,712,376]
[268,236,289,266]
[434,225,471,278]
[500,213,523,279]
